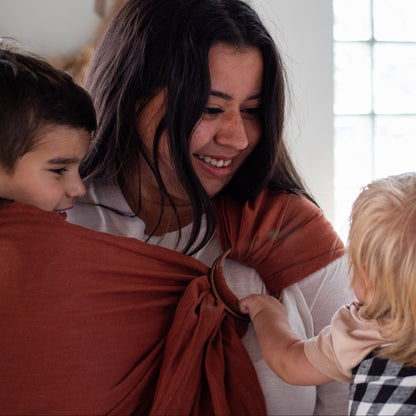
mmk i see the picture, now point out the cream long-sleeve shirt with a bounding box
[68,178,354,415]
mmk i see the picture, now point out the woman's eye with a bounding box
[241,107,261,120]
[203,107,223,118]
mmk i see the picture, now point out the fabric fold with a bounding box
[151,267,264,415]
[0,189,343,415]
[215,189,345,293]
[0,203,264,415]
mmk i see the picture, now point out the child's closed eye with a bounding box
[49,167,68,176]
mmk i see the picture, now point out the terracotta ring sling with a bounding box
[0,189,343,415]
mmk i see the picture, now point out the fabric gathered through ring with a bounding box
[209,248,283,321]
[209,248,249,321]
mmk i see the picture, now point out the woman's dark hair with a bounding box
[0,47,96,172]
[84,0,312,254]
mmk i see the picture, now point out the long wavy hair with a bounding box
[83,0,312,254]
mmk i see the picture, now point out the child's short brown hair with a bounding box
[0,46,96,173]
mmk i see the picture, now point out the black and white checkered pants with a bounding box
[349,354,416,415]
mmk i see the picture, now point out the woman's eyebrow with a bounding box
[210,90,261,100]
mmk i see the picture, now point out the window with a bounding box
[333,0,416,242]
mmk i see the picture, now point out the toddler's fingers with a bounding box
[238,297,251,314]
[239,294,264,314]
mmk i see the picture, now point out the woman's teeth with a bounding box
[196,154,232,167]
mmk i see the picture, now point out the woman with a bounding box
[65,0,353,414]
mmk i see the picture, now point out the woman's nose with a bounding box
[215,112,249,150]
[66,176,86,199]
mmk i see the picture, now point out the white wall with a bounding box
[0,0,335,221]
[0,0,102,56]
[252,0,334,220]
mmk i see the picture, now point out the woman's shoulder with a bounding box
[217,188,320,220]
[215,187,345,292]
[216,187,338,251]
[255,188,320,214]
[244,188,325,232]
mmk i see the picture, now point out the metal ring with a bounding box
[208,249,249,321]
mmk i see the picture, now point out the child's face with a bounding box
[0,125,90,218]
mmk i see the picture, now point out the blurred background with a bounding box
[1,0,415,242]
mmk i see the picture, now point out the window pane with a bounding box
[374,116,416,177]
[374,0,416,41]
[334,43,372,114]
[373,44,416,114]
[334,116,373,242]
[334,0,371,40]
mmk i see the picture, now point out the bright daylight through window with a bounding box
[333,0,416,242]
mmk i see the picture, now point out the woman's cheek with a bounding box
[189,121,214,154]
[245,119,262,149]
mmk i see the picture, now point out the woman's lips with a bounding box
[194,154,232,167]
[193,154,234,178]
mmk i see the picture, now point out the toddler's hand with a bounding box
[239,294,287,321]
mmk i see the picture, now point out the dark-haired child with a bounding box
[0,48,96,218]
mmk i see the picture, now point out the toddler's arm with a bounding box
[239,294,333,386]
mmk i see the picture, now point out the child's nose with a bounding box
[66,176,86,198]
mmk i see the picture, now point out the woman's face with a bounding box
[137,43,263,202]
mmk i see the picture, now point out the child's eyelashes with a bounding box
[49,167,68,176]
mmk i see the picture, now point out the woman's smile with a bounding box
[193,153,232,168]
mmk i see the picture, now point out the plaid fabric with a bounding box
[349,354,416,415]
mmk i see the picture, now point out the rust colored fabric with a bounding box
[215,190,345,293]
[0,190,343,415]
